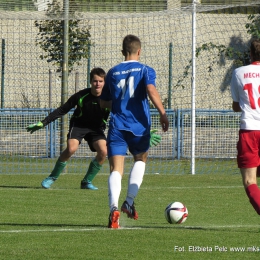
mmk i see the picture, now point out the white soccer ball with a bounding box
[164,202,188,224]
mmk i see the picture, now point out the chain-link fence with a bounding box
[0,0,259,175]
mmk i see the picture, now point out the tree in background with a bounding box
[246,14,260,39]
[34,0,91,73]
[175,13,260,91]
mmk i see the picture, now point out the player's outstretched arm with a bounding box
[26,100,74,134]
[147,84,169,132]
[26,122,44,134]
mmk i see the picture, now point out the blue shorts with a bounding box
[107,128,150,157]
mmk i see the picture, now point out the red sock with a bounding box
[246,184,260,215]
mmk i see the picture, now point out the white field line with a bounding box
[0,224,259,234]
[141,186,243,189]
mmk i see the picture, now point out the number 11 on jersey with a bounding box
[117,76,135,99]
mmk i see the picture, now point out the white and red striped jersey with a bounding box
[231,62,260,130]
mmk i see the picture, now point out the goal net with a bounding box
[0,0,259,175]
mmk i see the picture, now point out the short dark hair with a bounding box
[250,38,260,61]
[90,67,106,82]
[122,34,141,56]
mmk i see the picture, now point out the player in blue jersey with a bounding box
[26,68,109,190]
[100,34,169,228]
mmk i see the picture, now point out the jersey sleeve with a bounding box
[230,69,240,102]
[41,93,78,126]
[144,66,156,86]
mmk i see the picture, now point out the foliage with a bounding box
[34,0,92,72]
[175,13,260,90]
[245,14,260,38]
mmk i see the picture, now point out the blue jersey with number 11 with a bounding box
[101,60,156,136]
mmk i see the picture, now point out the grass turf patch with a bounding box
[0,174,259,259]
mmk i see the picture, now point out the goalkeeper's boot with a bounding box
[41,177,57,189]
[80,181,98,190]
[121,200,138,220]
[108,207,120,229]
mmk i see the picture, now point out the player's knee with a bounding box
[63,147,77,157]
[96,148,107,160]
[100,150,107,159]
[243,179,257,189]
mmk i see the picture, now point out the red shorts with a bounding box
[237,130,260,168]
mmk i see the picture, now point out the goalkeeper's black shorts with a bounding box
[67,124,106,152]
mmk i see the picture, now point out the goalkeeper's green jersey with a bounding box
[41,88,110,130]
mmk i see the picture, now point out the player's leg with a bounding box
[81,138,107,190]
[237,130,260,214]
[41,125,83,189]
[41,139,80,189]
[107,128,127,228]
[120,152,148,220]
[108,155,125,208]
[108,155,124,228]
[241,168,260,215]
[121,132,150,220]
[81,130,107,189]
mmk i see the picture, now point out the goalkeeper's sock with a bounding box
[49,158,67,179]
[245,184,260,215]
[82,158,102,183]
[126,161,145,206]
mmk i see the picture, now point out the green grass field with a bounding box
[0,173,259,260]
[0,156,239,175]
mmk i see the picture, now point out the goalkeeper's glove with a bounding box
[26,121,44,134]
[150,129,161,147]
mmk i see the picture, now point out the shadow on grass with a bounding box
[0,222,206,230]
[0,185,43,189]
[0,222,105,228]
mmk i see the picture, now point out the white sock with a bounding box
[126,161,146,206]
[108,171,122,211]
